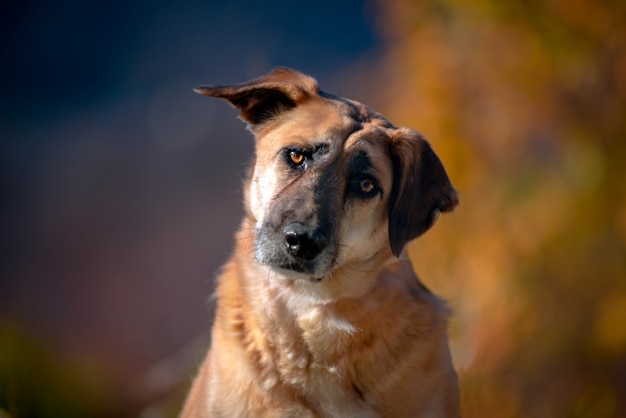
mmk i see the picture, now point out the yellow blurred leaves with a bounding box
[594,291,626,354]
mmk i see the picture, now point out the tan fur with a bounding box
[181,68,460,417]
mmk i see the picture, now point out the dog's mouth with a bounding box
[273,262,327,282]
[255,236,336,282]
[277,261,308,274]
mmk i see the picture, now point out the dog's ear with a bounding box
[194,67,319,126]
[388,128,459,257]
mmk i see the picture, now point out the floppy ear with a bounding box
[194,67,319,126]
[388,128,459,257]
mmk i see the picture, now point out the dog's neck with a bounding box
[231,219,406,364]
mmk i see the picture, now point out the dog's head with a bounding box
[196,68,458,290]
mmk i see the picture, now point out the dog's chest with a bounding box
[266,307,380,417]
[275,351,378,418]
[303,369,378,418]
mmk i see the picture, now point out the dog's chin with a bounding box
[266,263,329,283]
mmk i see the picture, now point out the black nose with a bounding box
[283,223,327,260]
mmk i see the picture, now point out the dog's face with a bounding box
[196,68,458,290]
[249,99,395,280]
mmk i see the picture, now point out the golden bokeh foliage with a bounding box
[374,0,626,416]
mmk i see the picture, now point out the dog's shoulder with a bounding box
[377,258,450,318]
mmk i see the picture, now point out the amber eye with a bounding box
[288,151,305,166]
[359,179,376,194]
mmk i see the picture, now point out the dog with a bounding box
[180,67,460,417]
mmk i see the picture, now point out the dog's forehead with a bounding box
[319,95,395,160]
[261,95,394,151]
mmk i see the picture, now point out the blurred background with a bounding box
[1,0,625,417]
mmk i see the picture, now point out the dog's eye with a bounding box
[289,151,304,165]
[359,179,375,194]
[287,150,306,167]
[354,177,379,198]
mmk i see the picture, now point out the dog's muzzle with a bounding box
[255,220,335,278]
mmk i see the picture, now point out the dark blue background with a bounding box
[1,0,377,126]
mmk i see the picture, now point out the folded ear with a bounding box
[194,67,319,126]
[388,128,459,257]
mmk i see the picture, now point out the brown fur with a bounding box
[181,68,460,417]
